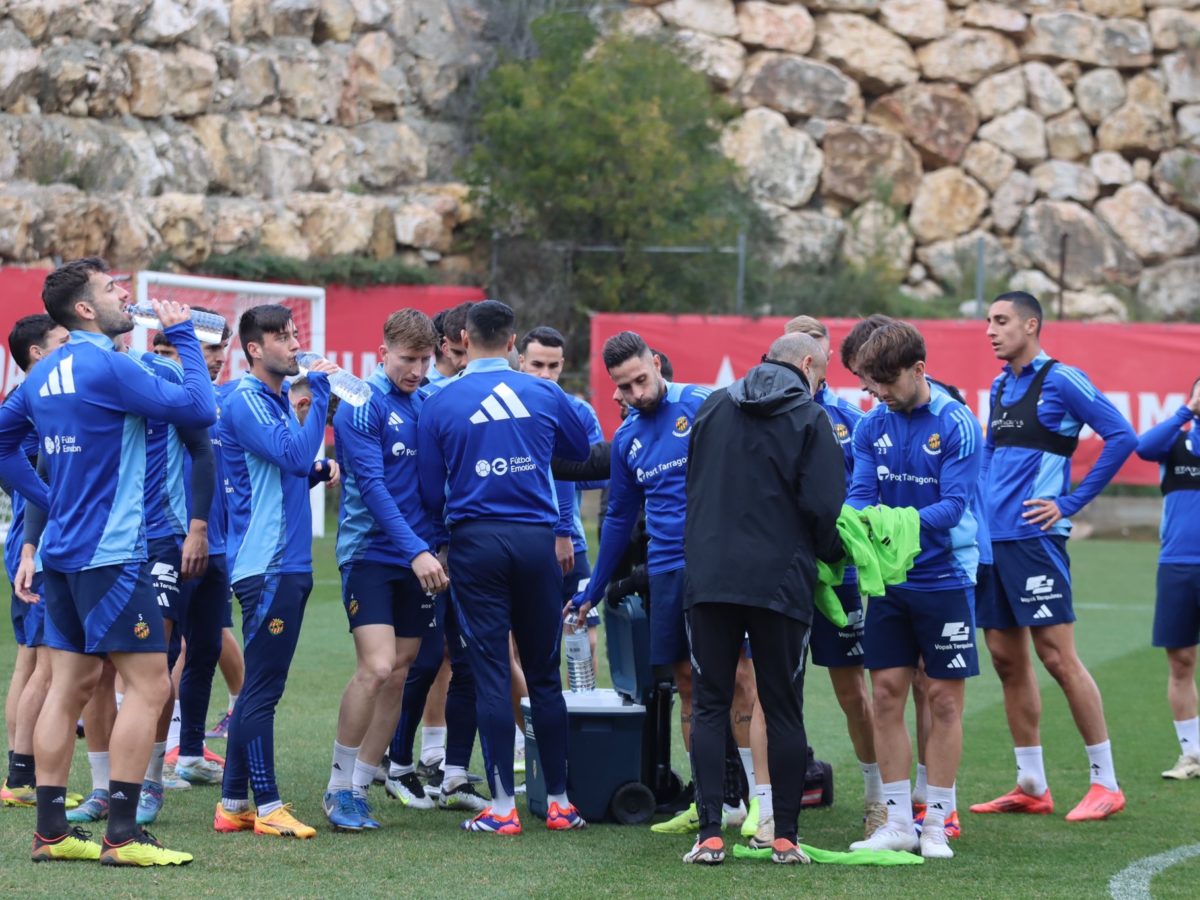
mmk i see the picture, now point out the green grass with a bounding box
[0,538,1196,897]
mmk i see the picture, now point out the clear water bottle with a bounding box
[564,612,595,693]
[128,303,227,345]
[295,351,373,407]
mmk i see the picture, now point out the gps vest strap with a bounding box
[990,360,1079,458]
[1161,430,1200,495]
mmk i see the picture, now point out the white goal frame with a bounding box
[134,271,329,538]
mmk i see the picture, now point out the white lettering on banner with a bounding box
[1138,392,1187,432]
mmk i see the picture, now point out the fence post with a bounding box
[974,235,985,318]
[735,231,746,314]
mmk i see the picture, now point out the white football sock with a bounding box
[1085,740,1118,791]
[88,751,110,793]
[419,726,446,765]
[1015,745,1048,796]
[1174,717,1200,757]
[924,785,954,830]
[883,779,913,830]
[913,763,927,805]
[327,741,357,792]
[860,760,883,804]
[754,783,773,820]
[738,747,756,796]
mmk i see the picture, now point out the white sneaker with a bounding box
[161,765,192,791]
[1162,753,1200,780]
[748,814,775,849]
[722,800,747,828]
[385,771,435,809]
[175,757,224,785]
[849,825,919,853]
[920,824,954,859]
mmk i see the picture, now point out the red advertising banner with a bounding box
[589,313,1200,486]
[0,266,484,393]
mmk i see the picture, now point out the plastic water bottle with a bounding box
[295,351,373,407]
[128,303,227,345]
[564,612,595,693]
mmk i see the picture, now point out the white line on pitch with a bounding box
[1109,843,1200,899]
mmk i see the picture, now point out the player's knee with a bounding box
[1166,651,1196,681]
[926,683,963,722]
[871,677,907,712]
[356,660,395,692]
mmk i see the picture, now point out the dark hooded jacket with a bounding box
[683,360,845,624]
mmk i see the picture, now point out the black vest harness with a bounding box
[1162,430,1200,496]
[990,360,1079,458]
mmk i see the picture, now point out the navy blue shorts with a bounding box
[977,537,1073,629]
[340,561,437,638]
[810,582,865,668]
[863,584,979,679]
[562,552,599,627]
[1153,563,1200,649]
[10,574,46,647]
[42,562,166,655]
[147,535,184,624]
[974,562,995,619]
[648,567,689,666]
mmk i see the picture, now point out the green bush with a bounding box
[466,11,760,314]
[191,254,443,287]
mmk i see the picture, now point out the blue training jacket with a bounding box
[847,385,983,589]
[416,357,590,530]
[137,352,191,542]
[582,382,712,609]
[556,393,606,554]
[0,327,215,572]
[334,365,440,569]
[983,352,1136,542]
[220,372,329,583]
[1137,405,1200,566]
[1,390,40,582]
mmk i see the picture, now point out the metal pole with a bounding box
[974,236,985,318]
[1057,233,1068,320]
[735,232,746,314]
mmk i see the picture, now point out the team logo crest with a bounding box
[673,415,691,438]
[923,432,942,456]
[834,423,850,443]
[348,599,359,618]
[133,617,150,640]
[268,618,285,635]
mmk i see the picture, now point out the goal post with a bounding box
[133,270,330,538]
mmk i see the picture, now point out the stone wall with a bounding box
[2,1,1200,318]
[0,0,487,276]
[625,0,1200,319]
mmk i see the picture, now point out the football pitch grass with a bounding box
[1,537,1197,898]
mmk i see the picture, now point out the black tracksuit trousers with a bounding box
[686,602,810,843]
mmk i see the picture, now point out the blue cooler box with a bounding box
[521,689,648,823]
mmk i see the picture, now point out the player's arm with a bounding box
[15,452,48,603]
[552,441,611,482]
[1049,372,1137,520]
[110,315,215,429]
[845,421,880,511]
[798,413,848,562]
[335,400,432,566]
[179,423,214,579]
[576,405,609,491]
[0,391,47,511]
[416,403,449,521]
[552,389,591,462]
[231,373,331,476]
[918,411,982,532]
[572,439,642,619]
[1136,403,1195,462]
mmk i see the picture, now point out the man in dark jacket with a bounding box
[681,332,845,866]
